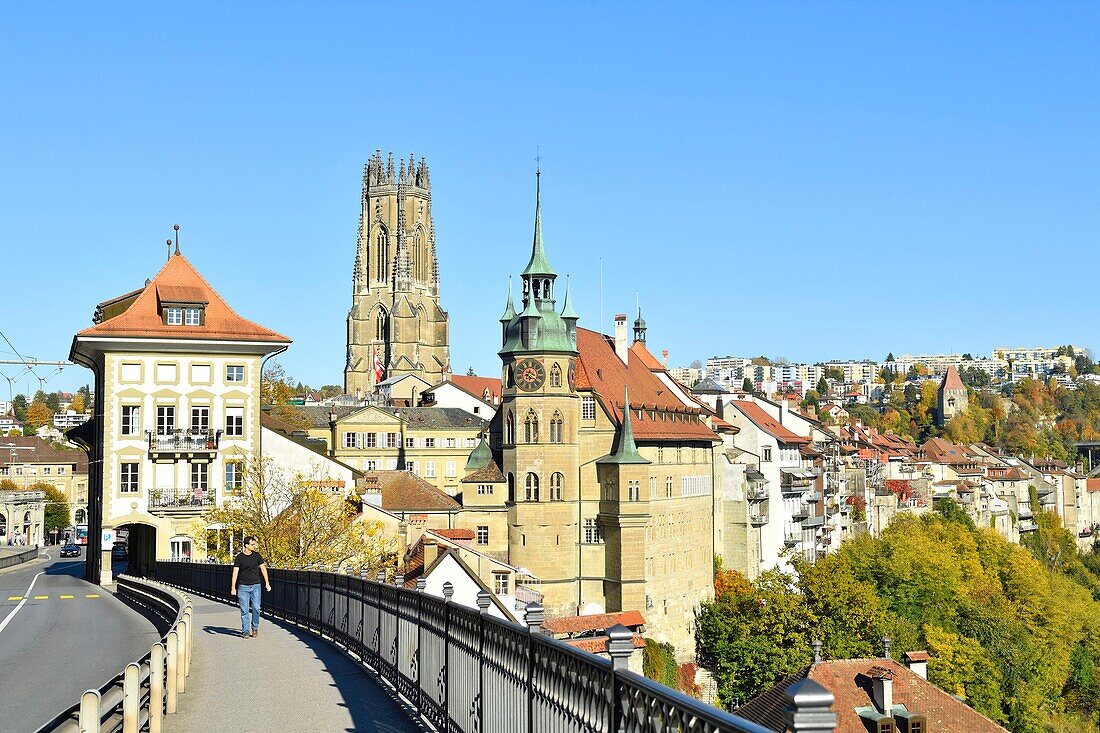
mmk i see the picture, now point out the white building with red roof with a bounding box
[70,245,291,584]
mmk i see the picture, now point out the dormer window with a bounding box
[164,305,204,326]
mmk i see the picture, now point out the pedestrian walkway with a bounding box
[172,594,421,733]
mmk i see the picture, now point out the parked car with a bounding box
[59,544,81,558]
[111,543,128,560]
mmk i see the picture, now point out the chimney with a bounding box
[661,349,669,368]
[614,314,629,363]
[423,539,438,568]
[903,650,929,680]
[779,398,789,424]
[868,666,894,715]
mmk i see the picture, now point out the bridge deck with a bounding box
[172,593,421,733]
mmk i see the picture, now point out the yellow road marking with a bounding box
[60,595,74,599]
[85,594,100,599]
[7,596,23,601]
[33,595,47,600]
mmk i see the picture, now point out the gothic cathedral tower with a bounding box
[497,172,582,613]
[346,150,450,397]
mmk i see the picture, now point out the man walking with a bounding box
[230,536,271,638]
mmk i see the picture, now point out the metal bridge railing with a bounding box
[154,561,835,733]
[36,576,194,733]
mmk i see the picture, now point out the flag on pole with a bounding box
[372,347,384,383]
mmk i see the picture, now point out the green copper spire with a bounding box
[560,275,579,320]
[500,278,516,322]
[598,386,650,465]
[521,172,555,277]
[465,433,493,472]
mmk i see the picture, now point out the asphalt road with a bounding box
[0,550,160,733]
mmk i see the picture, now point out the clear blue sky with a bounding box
[2,3,1098,396]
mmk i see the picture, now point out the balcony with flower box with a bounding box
[147,429,222,459]
[749,513,769,526]
[149,486,217,513]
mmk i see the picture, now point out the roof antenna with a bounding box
[173,224,180,255]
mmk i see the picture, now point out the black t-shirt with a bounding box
[234,551,265,586]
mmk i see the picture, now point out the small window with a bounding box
[763,446,773,462]
[366,433,377,448]
[406,437,415,449]
[190,462,208,491]
[225,365,245,382]
[120,463,139,493]
[582,397,596,421]
[446,437,456,448]
[121,405,141,436]
[549,363,562,388]
[424,461,436,478]
[225,462,243,492]
[386,433,399,448]
[225,407,244,437]
[191,406,210,433]
[43,467,51,476]
[477,484,493,495]
[493,571,508,595]
[166,307,183,325]
[583,518,604,544]
[156,406,175,435]
[425,437,436,448]
[476,526,489,545]
[550,472,564,501]
[445,461,457,478]
[628,479,640,502]
[344,432,359,449]
[184,308,202,325]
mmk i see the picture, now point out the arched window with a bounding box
[550,411,564,444]
[505,412,515,445]
[507,473,515,503]
[375,228,389,281]
[550,472,564,501]
[0,513,6,536]
[375,309,387,340]
[413,228,424,282]
[23,511,31,523]
[525,473,540,502]
[524,409,539,444]
[549,363,562,388]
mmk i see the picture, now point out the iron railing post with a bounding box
[524,601,544,733]
[443,582,454,730]
[416,576,426,716]
[607,623,635,731]
[783,677,837,733]
[477,589,490,730]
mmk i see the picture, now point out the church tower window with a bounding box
[375,310,387,340]
[375,229,388,282]
[505,411,515,445]
[550,411,564,443]
[525,472,540,502]
[524,409,539,444]
[549,363,562,388]
[550,472,564,501]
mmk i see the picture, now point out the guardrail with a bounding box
[36,576,194,733]
[0,547,39,570]
[154,561,835,733]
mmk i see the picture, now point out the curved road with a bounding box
[0,550,159,733]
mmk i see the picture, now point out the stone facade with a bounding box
[346,151,450,397]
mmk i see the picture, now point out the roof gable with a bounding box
[77,253,290,344]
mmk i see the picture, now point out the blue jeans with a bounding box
[238,584,261,633]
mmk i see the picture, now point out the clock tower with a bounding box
[496,172,581,614]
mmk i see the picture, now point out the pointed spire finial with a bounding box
[598,385,650,465]
[173,224,180,255]
[165,238,172,263]
[521,168,554,277]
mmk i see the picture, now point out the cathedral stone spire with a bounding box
[599,387,650,465]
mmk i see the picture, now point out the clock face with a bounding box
[515,358,545,392]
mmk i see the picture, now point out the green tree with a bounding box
[0,478,17,491]
[816,377,829,396]
[742,378,753,394]
[886,352,895,362]
[11,394,27,421]
[825,366,844,381]
[29,482,71,538]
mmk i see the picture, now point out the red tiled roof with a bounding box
[564,634,646,654]
[362,471,461,511]
[542,611,646,635]
[575,328,719,442]
[435,528,475,540]
[904,650,930,662]
[0,436,86,469]
[447,375,502,404]
[628,341,665,371]
[1088,478,1100,493]
[76,253,290,343]
[940,365,966,391]
[730,401,810,445]
[738,658,1008,733]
